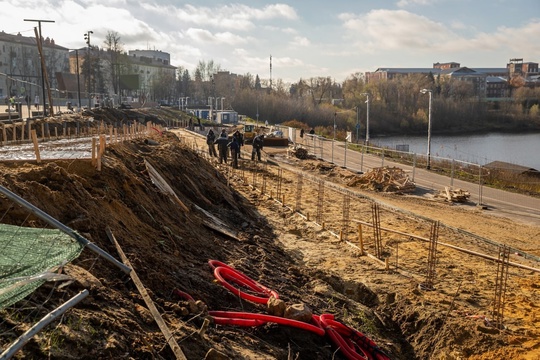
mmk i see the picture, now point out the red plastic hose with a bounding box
[320,314,390,360]
[173,289,195,301]
[209,260,279,304]
[209,311,325,336]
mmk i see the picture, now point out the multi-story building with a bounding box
[0,30,68,103]
[1,30,177,108]
[365,60,538,99]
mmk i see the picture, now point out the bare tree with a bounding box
[103,31,123,95]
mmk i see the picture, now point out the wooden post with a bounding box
[12,124,16,142]
[41,123,45,141]
[358,224,364,255]
[20,122,25,142]
[2,124,6,145]
[282,194,285,207]
[322,222,325,230]
[31,130,41,164]
[307,212,310,221]
[54,127,58,139]
[339,230,343,241]
[385,258,389,271]
[99,134,106,157]
[91,137,97,167]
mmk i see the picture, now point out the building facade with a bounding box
[0,31,68,103]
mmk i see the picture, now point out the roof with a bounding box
[486,76,507,83]
[484,161,539,174]
[471,68,508,74]
[374,68,441,74]
[0,30,67,50]
[440,67,479,75]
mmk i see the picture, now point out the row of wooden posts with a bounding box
[0,119,161,145]
[21,121,163,170]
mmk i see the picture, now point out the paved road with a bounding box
[297,133,540,226]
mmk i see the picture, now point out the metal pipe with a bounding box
[0,185,131,274]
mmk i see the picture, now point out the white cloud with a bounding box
[396,0,438,7]
[340,9,453,52]
[290,36,310,47]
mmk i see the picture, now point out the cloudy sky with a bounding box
[1,0,539,83]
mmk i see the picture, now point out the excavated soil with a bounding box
[0,107,539,360]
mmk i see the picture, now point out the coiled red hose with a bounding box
[206,261,389,358]
[209,260,279,304]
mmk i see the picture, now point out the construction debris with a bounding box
[294,147,309,159]
[348,166,415,193]
[434,187,471,203]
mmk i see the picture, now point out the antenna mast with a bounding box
[269,55,272,90]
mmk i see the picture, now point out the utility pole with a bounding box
[24,18,54,118]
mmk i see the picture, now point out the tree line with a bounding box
[95,32,540,138]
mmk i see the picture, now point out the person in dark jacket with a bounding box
[232,130,244,158]
[251,134,264,161]
[309,128,315,135]
[300,128,304,138]
[214,132,229,164]
[228,137,240,168]
[206,129,217,157]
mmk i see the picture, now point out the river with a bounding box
[371,132,540,170]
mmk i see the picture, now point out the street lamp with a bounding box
[420,89,433,170]
[220,97,225,110]
[361,93,370,145]
[84,31,93,109]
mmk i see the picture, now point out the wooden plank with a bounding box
[106,228,187,360]
[144,160,190,212]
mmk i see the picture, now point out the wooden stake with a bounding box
[358,224,364,255]
[91,137,97,167]
[31,130,41,164]
[106,228,187,360]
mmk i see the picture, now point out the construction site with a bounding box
[0,106,539,360]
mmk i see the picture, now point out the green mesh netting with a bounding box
[0,223,84,309]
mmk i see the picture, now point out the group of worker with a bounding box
[206,129,265,168]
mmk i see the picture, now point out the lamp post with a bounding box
[420,88,433,170]
[84,31,93,109]
[220,97,225,110]
[73,50,81,111]
[361,93,370,145]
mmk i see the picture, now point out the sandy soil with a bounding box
[0,108,538,360]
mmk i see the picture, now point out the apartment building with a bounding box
[0,30,68,101]
[365,60,539,99]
